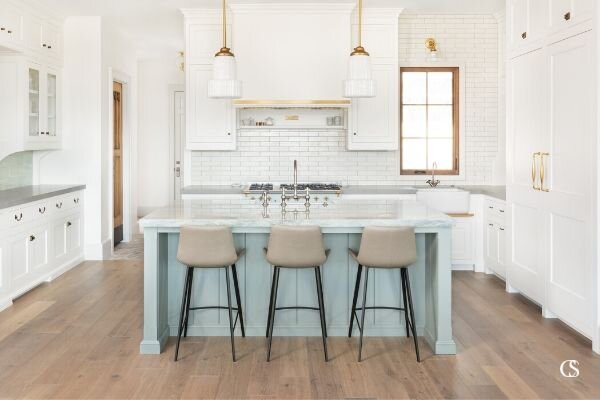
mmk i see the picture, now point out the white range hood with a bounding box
[231,4,353,101]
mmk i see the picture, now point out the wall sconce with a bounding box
[425,38,439,62]
[177,51,185,72]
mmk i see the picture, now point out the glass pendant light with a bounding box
[344,0,375,98]
[208,0,242,99]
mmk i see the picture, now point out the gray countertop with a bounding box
[182,184,506,201]
[0,185,86,210]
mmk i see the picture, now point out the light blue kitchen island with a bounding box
[139,198,456,355]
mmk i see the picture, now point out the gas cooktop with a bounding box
[245,183,342,194]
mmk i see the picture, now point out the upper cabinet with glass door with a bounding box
[25,63,60,147]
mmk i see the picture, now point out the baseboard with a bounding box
[45,255,84,283]
[85,239,112,260]
[0,297,13,312]
[452,264,475,271]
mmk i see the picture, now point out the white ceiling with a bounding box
[43,0,505,58]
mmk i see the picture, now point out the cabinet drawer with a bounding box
[485,199,506,224]
[1,204,37,227]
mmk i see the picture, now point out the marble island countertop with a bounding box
[0,184,86,210]
[140,199,454,229]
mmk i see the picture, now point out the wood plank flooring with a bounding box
[0,260,599,399]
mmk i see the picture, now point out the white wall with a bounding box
[36,17,139,259]
[101,22,138,245]
[137,58,184,216]
[35,17,104,258]
[189,14,502,186]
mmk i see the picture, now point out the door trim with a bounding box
[169,85,186,201]
[108,69,133,253]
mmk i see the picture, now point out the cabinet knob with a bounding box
[564,12,571,21]
[42,43,47,47]
[7,30,12,34]
[29,235,36,242]
[488,206,494,209]
[0,27,4,31]
[227,132,231,136]
[499,227,505,231]
[66,221,72,227]
[48,45,52,49]
[499,209,505,213]
[14,213,23,221]
[488,223,494,227]
[521,32,527,39]
[353,132,357,136]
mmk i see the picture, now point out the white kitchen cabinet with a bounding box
[540,31,594,336]
[346,9,400,151]
[0,55,61,160]
[186,64,236,151]
[506,23,595,338]
[0,1,21,49]
[347,64,398,151]
[484,198,507,279]
[506,48,546,305]
[507,0,548,55]
[451,217,475,267]
[549,0,593,35]
[0,190,84,305]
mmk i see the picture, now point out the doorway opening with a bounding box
[113,81,124,246]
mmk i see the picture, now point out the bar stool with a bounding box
[174,226,245,362]
[264,225,329,362]
[348,226,420,362]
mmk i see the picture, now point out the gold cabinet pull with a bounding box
[540,152,550,192]
[532,152,541,190]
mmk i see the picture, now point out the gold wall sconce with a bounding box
[425,38,439,61]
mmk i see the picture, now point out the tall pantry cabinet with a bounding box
[506,0,595,338]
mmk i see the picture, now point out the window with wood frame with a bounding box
[400,67,459,175]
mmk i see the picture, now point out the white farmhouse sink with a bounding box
[416,188,470,214]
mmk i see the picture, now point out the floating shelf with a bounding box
[237,106,348,131]
[233,99,351,109]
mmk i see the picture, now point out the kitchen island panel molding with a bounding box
[139,200,456,356]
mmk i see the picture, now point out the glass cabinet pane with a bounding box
[47,73,57,137]
[28,68,40,137]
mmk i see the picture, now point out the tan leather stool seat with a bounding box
[351,226,417,268]
[177,225,243,268]
[265,225,327,268]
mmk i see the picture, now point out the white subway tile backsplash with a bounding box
[190,14,504,186]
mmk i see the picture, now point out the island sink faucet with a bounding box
[426,162,441,188]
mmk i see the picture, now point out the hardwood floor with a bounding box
[0,261,599,399]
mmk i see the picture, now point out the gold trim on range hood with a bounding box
[233,99,351,108]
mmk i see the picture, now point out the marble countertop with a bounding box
[140,199,454,229]
[181,184,506,200]
[0,185,86,210]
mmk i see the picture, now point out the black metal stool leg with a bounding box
[266,266,276,337]
[267,267,280,361]
[358,267,369,362]
[401,268,410,338]
[174,267,192,361]
[225,266,236,362]
[348,264,363,337]
[231,264,245,337]
[404,268,421,362]
[316,266,328,338]
[183,268,194,337]
[315,266,328,361]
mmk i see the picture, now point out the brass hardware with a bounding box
[233,99,351,105]
[532,152,541,190]
[350,0,370,57]
[425,38,437,52]
[564,12,571,21]
[285,115,299,121]
[540,152,550,192]
[214,0,234,57]
[521,32,527,39]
